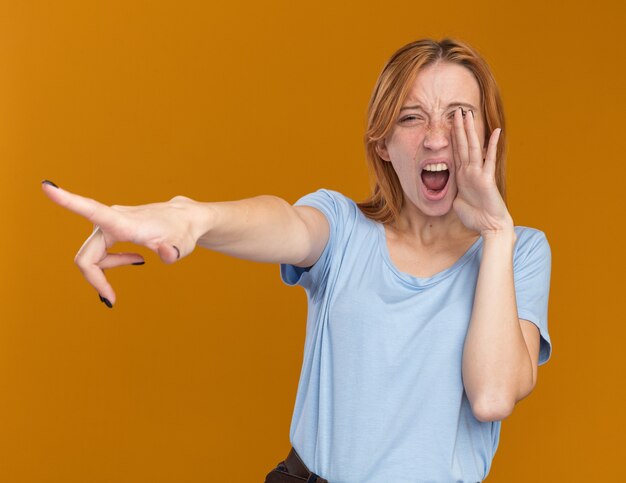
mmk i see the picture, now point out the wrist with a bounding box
[169,196,216,245]
[480,214,515,239]
[192,201,219,247]
[481,224,516,244]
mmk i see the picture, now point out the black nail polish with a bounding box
[132,261,145,266]
[99,295,113,308]
[173,246,180,259]
[42,179,59,189]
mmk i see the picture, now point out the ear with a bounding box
[375,139,391,162]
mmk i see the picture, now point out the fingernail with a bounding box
[132,261,145,266]
[173,246,180,259]
[99,294,113,308]
[469,110,474,119]
[42,179,59,188]
[460,107,466,117]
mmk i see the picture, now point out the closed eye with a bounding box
[399,115,424,123]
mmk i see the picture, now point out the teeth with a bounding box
[423,163,448,172]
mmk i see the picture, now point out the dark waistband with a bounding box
[266,447,329,483]
[286,447,328,483]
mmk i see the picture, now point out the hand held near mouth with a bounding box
[450,108,513,237]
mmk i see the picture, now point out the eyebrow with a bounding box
[399,102,478,112]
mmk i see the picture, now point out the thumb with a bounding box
[157,243,181,264]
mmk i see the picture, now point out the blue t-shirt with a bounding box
[280,189,552,483]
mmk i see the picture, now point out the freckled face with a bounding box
[376,61,487,218]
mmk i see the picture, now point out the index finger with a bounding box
[41,180,119,227]
[453,107,469,166]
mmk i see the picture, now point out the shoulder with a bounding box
[514,226,550,248]
[294,188,357,207]
[514,225,547,239]
[294,188,361,223]
[512,226,552,267]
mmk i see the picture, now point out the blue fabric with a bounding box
[280,189,552,483]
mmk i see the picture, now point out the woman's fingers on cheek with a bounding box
[465,109,482,162]
[484,128,501,173]
[451,123,461,170]
[491,128,502,148]
[454,108,469,164]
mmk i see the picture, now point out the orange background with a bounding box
[1,1,624,481]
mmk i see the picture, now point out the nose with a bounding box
[423,119,450,151]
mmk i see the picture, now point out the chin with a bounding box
[421,201,454,218]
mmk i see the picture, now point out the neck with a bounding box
[389,203,478,247]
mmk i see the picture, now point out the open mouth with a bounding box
[421,164,450,196]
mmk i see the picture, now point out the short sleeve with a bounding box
[513,227,553,365]
[279,189,355,296]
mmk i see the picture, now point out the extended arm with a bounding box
[195,195,329,266]
[41,181,329,306]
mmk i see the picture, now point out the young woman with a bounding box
[42,38,552,483]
